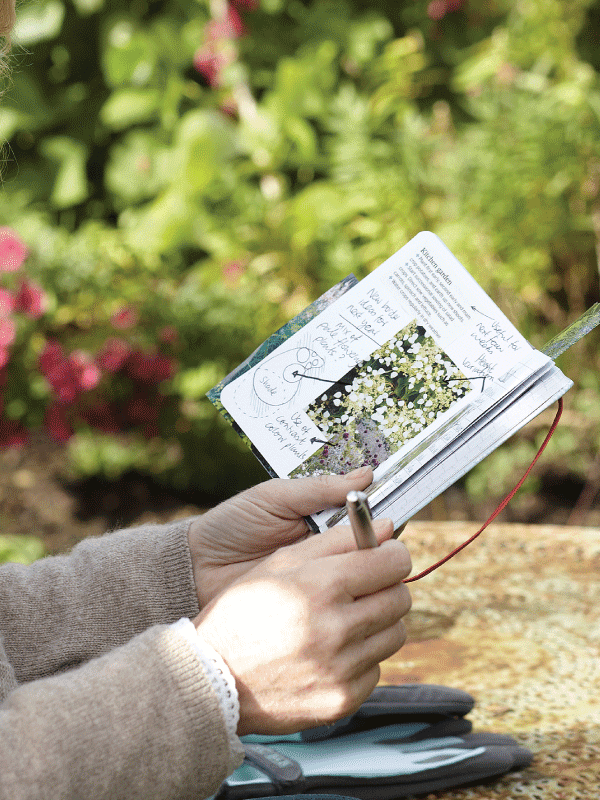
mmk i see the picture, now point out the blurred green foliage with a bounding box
[1,0,600,514]
[0,533,45,564]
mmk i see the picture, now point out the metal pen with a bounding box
[346,490,379,550]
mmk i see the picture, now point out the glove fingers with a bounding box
[458,733,533,770]
[303,684,475,741]
[362,684,475,717]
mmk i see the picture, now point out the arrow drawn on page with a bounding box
[471,306,494,319]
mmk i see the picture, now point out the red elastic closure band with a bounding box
[404,397,564,583]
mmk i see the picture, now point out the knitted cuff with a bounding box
[170,618,241,754]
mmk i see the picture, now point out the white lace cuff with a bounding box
[170,617,241,754]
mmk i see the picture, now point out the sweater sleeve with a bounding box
[0,518,202,684]
[0,624,244,800]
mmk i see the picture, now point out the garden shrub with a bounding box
[0,0,599,511]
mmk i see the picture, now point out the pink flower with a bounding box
[97,337,131,372]
[44,403,73,442]
[0,289,14,316]
[69,350,101,392]
[193,45,234,87]
[194,3,244,87]
[14,278,47,319]
[38,340,78,403]
[111,305,139,330]
[0,348,8,369]
[206,4,245,40]
[0,228,28,272]
[0,318,16,348]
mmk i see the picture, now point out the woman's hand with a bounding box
[188,467,375,608]
[194,518,412,735]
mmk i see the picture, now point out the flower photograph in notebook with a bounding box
[290,320,470,477]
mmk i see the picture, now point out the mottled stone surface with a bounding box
[381,521,600,799]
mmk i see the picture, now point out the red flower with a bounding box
[38,339,63,374]
[14,278,47,319]
[44,403,73,442]
[153,354,176,382]
[0,227,28,272]
[79,400,122,434]
[111,305,139,330]
[0,348,8,369]
[126,349,176,384]
[97,337,131,372]
[38,340,78,403]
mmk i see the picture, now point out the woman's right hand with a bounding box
[194,518,412,736]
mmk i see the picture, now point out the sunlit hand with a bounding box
[188,467,374,608]
[194,518,412,735]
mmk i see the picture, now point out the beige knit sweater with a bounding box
[0,519,244,799]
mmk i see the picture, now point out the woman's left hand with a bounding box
[188,467,374,608]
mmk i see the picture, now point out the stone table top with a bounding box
[380,521,600,800]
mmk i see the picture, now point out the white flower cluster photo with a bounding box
[291,320,471,477]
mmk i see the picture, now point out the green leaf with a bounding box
[120,189,197,252]
[102,22,158,87]
[174,364,224,399]
[13,0,65,46]
[40,136,89,208]
[175,110,237,195]
[100,88,161,130]
[71,0,104,15]
[105,129,173,204]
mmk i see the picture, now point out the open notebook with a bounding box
[209,231,596,532]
